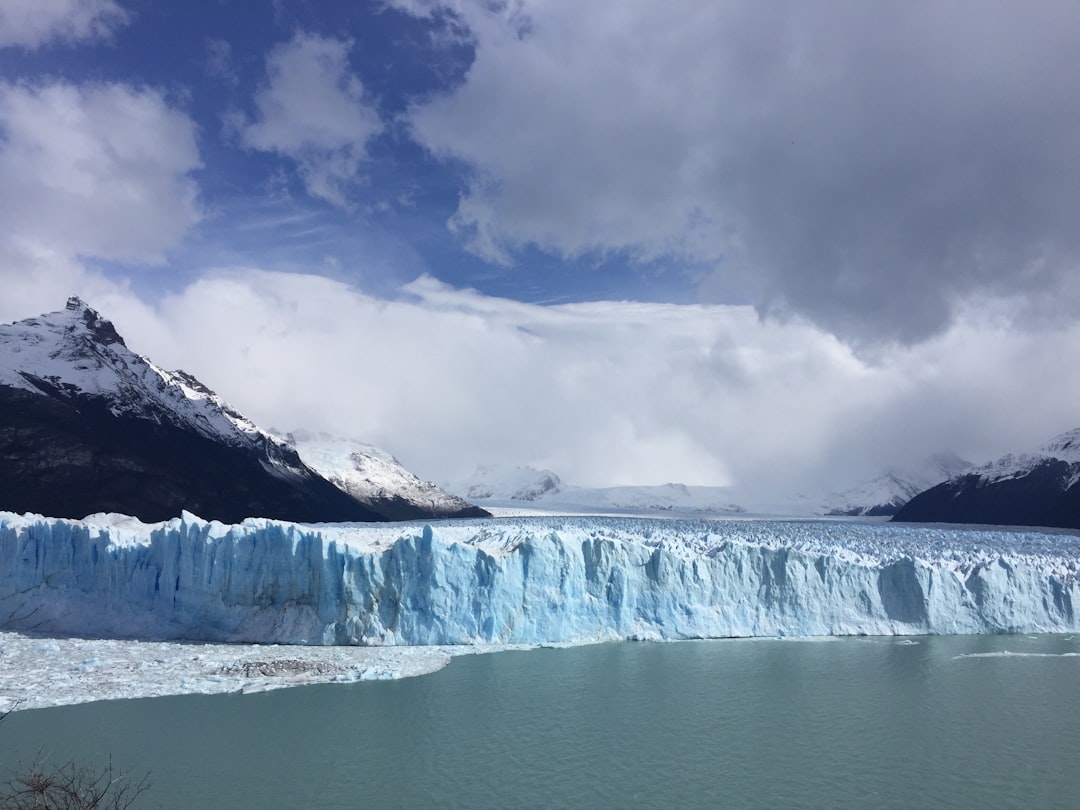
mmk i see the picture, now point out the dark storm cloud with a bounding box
[400,0,1080,343]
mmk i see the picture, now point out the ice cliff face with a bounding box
[1,512,1077,645]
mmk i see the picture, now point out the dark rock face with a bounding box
[892,460,1080,530]
[0,299,491,524]
[0,387,384,524]
[356,493,491,521]
[827,501,904,518]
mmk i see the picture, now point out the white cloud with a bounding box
[0,80,202,264]
[239,32,383,206]
[80,270,1080,501]
[401,1,1080,344]
[0,0,128,49]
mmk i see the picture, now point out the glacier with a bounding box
[1,511,1078,645]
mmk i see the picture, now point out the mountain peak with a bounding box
[0,300,390,523]
[60,297,125,347]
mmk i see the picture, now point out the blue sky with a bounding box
[0,0,703,306]
[2,1,1080,494]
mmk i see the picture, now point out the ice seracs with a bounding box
[2,511,1077,646]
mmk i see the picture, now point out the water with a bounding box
[2,635,1079,808]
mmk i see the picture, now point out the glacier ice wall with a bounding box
[0,513,1077,645]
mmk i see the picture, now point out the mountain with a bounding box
[550,483,748,514]
[449,464,564,502]
[893,430,1080,529]
[281,430,488,520]
[0,298,383,523]
[821,453,973,517]
[445,465,752,515]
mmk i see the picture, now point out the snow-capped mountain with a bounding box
[0,299,398,523]
[449,456,989,519]
[0,299,279,453]
[445,465,753,515]
[894,429,1080,529]
[449,464,564,502]
[822,452,973,516]
[281,430,488,520]
[530,483,748,515]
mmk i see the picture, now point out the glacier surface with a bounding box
[1,512,1079,645]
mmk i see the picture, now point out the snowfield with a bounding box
[2,512,1079,650]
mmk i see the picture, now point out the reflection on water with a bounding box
[2,635,1079,809]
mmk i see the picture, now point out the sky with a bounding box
[1,0,1079,496]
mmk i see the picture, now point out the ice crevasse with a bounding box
[0,512,1077,645]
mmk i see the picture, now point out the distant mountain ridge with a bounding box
[448,456,979,518]
[451,464,564,502]
[822,453,973,517]
[445,465,749,515]
[0,298,483,523]
[894,429,1080,529]
[282,430,488,520]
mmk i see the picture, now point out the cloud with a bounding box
[0,0,128,49]
[399,1,1080,344]
[0,80,202,264]
[238,32,383,207]
[0,79,201,329]
[79,269,1080,501]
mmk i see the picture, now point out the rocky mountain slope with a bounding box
[448,464,564,502]
[893,430,1080,529]
[0,298,480,523]
[282,430,488,520]
[822,453,973,517]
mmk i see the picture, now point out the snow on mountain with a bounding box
[526,483,748,515]
[0,299,394,522]
[447,465,816,517]
[281,430,488,520]
[449,464,563,502]
[895,429,1080,529]
[2,511,1079,645]
[973,429,1080,485]
[822,452,974,517]
[0,297,300,467]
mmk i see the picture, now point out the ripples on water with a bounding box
[2,635,1079,809]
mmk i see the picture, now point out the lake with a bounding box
[2,634,1079,808]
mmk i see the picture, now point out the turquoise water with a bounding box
[2,635,1080,808]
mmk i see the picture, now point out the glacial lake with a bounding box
[2,635,1079,809]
